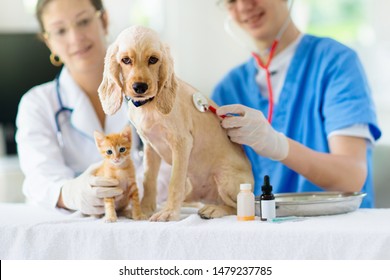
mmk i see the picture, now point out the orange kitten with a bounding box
[93,126,145,222]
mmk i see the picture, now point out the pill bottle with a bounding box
[237,183,255,221]
[260,175,276,221]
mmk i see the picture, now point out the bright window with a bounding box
[296,0,369,44]
[294,0,389,144]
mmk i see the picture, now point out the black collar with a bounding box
[124,95,154,107]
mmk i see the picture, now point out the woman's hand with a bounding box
[59,162,123,215]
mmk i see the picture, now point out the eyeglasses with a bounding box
[217,0,238,9]
[43,10,102,42]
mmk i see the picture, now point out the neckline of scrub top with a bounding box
[255,33,303,104]
[246,34,311,130]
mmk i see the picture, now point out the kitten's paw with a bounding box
[104,215,118,223]
[149,209,180,222]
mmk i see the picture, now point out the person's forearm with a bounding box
[281,138,367,192]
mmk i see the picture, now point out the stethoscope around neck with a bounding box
[224,0,294,124]
[55,74,73,147]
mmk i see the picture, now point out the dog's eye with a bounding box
[148,56,159,65]
[121,57,132,65]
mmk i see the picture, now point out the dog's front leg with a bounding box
[141,143,161,217]
[150,136,193,222]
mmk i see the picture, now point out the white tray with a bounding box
[255,192,366,217]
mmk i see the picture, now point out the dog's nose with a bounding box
[132,82,148,94]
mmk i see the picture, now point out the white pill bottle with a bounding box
[237,183,255,221]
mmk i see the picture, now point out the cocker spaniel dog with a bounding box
[98,25,254,221]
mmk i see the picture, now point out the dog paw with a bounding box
[198,204,235,219]
[120,208,148,221]
[133,213,148,221]
[121,208,133,219]
[149,209,180,222]
[141,202,156,218]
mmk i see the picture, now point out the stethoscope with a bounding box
[224,0,295,124]
[54,74,73,147]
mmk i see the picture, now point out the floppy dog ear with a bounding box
[98,42,123,115]
[156,43,178,115]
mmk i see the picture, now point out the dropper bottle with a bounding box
[260,175,276,221]
[237,183,255,221]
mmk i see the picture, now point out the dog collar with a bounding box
[124,95,155,107]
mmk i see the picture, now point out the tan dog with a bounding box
[98,26,254,221]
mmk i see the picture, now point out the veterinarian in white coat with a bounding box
[16,0,167,215]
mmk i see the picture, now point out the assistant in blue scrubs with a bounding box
[212,0,381,207]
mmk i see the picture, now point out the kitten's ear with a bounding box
[94,130,105,146]
[121,126,132,143]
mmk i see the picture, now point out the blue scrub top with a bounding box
[212,34,381,208]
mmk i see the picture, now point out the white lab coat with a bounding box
[16,67,168,209]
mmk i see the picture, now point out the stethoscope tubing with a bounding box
[55,74,73,133]
[54,75,73,147]
[53,74,110,148]
[223,0,295,124]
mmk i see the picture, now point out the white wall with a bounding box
[162,0,247,95]
[363,0,390,144]
[0,0,38,32]
[0,156,25,203]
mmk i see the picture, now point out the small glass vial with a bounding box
[260,175,276,221]
[237,183,255,221]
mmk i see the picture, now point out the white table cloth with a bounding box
[1,203,389,260]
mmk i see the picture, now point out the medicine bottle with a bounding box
[237,183,255,221]
[260,175,276,221]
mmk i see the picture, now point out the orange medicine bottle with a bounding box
[237,183,255,221]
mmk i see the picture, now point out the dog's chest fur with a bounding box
[128,106,174,163]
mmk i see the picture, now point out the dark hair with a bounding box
[36,0,105,32]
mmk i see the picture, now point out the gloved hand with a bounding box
[217,104,289,161]
[61,162,123,215]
